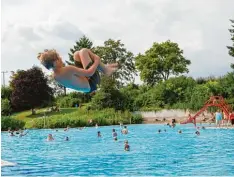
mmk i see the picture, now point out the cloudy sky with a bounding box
[1,0,234,86]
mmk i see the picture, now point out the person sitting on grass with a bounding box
[37,48,118,94]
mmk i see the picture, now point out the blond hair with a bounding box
[37,49,60,70]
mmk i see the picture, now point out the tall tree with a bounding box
[227,19,234,69]
[10,66,53,114]
[66,35,93,65]
[135,40,191,85]
[94,39,136,86]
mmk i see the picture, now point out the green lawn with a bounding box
[12,108,80,128]
[8,106,142,129]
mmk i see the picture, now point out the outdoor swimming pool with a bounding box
[1,124,234,176]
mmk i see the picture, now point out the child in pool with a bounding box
[97,131,102,137]
[121,126,128,134]
[124,140,130,151]
[47,134,54,141]
[195,131,200,136]
[9,132,15,136]
[112,129,118,141]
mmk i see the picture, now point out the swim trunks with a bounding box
[75,61,100,93]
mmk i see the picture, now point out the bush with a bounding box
[56,96,80,108]
[1,99,12,116]
[1,116,25,131]
[30,109,143,129]
[131,114,143,124]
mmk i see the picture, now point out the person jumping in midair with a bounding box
[37,48,118,93]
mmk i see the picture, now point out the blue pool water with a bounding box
[1,124,234,176]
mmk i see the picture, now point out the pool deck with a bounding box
[142,116,234,127]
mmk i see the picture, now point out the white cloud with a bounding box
[1,0,234,86]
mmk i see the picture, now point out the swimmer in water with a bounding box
[9,132,15,136]
[121,126,128,134]
[19,131,28,137]
[64,126,70,131]
[95,123,98,129]
[47,134,54,141]
[158,129,161,133]
[119,122,123,128]
[178,130,182,134]
[97,131,101,137]
[8,128,11,133]
[124,140,130,151]
[112,129,118,141]
[195,131,200,136]
[65,137,69,141]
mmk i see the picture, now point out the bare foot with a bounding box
[104,63,119,76]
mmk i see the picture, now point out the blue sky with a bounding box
[1,0,234,86]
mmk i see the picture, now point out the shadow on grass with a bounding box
[26,108,78,118]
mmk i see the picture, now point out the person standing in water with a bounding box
[112,129,118,141]
[47,134,54,141]
[124,140,130,151]
[121,126,128,134]
[97,131,102,138]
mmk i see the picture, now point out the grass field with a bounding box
[12,108,80,128]
[10,107,142,129]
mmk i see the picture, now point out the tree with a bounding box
[1,86,12,100]
[66,35,93,65]
[94,39,137,85]
[90,76,125,110]
[227,19,234,69]
[1,99,12,116]
[135,40,191,85]
[10,66,53,114]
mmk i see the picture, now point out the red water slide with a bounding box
[180,96,233,126]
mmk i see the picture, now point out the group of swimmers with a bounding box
[97,125,130,151]
[8,128,28,137]
[45,124,130,151]
[165,121,204,136]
